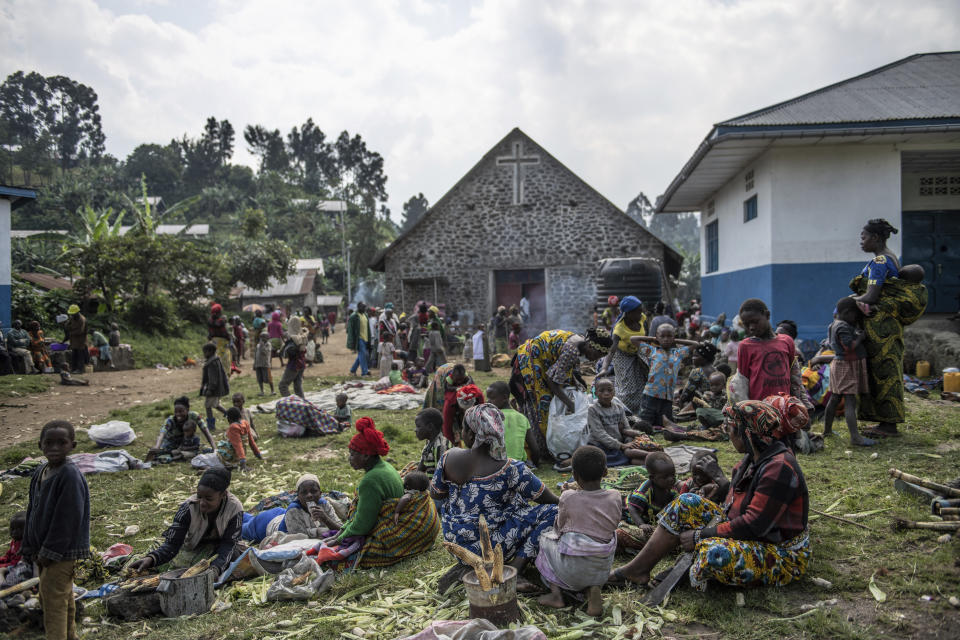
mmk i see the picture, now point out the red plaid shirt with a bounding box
[709,441,808,543]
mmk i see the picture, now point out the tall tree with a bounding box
[176,116,235,193]
[400,193,429,232]
[244,125,289,173]
[124,143,183,201]
[285,118,333,195]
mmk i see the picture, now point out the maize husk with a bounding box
[491,544,504,584]
[181,556,214,578]
[478,515,494,563]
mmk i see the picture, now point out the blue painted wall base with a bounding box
[0,284,9,331]
[701,261,866,341]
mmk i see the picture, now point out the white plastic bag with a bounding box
[87,420,136,447]
[265,555,334,602]
[546,388,590,460]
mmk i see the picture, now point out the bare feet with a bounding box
[515,576,539,593]
[607,567,649,586]
[537,586,565,609]
[585,585,603,617]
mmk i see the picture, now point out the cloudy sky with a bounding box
[2,0,959,220]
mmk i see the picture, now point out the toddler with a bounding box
[587,378,647,465]
[405,357,428,389]
[199,342,229,433]
[0,512,25,581]
[677,450,728,502]
[379,333,397,379]
[218,406,262,471]
[536,446,621,617]
[823,297,874,446]
[694,371,729,429]
[389,362,403,385]
[630,324,698,426]
[23,421,90,640]
[177,419,202,457]
[333,393,353,429]
[254,333,274,396]
[232,392,259,440]
[616,452,677,552]
[394,471,429,523]
[487,381,539,466]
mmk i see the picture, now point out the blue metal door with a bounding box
[901,211,960,312]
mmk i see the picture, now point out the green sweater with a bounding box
[338,457,403,539]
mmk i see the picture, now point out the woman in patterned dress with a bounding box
[509,328,612,456]
[432,404,559,592]
[609,400,810,591]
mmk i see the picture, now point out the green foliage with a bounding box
[400,192,429,233]
[227,236,296,291]
[123,143,183,202]
[123,293,179,334]
[10,278,47,328]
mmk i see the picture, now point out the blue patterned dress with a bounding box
[432,456,557,560]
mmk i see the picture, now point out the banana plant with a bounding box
[123,174,199,237]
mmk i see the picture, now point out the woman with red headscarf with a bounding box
[326,418,439,567]
[208,303,231,373]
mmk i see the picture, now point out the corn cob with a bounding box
[181,556,214,578]
[491,544,504,584]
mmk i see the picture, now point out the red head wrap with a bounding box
[349,417,390,456]
[607,295,619,306]
[456,384,484,409]
[210,303,222,314]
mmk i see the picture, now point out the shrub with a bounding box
[123,294,179,335]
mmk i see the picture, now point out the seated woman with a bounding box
[128,469,243,577]
[148,396,215,460]
[274,394,341,437]
[432,403,560,592]
[609,400,809,591]
[241,473,343,543]
[321,418,439,568]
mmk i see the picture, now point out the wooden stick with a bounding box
[892,518,960,532]
[811,508,875,531]
[889,469,960,498]
[491,545,504,584]
[936,507,960,516]
[0,577,40,599]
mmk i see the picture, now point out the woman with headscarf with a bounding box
[432,404,560,592]
[267,311,285,366]
[64,304,87,373]
[599,296,649,414]
[128,469,244,577]
[323,418,439,567]
[422,363,474,444]
[850,218,927,438]
[609,400,810,591]
[241,473,343,543]
[510,328,612,456]
[208,303,231,372]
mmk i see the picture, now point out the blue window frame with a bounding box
[706,220,719,273]
[743,195,758,222]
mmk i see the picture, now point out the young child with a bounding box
[677,450,728,502]
[587,378,648,465]
[379,333,397,379]
[218,406,262,471]
[394,471,429,523]
[405,357,428,389]
[232,392,260,440]
[415,408,448,474]
[617,452,677,553]
[23,420,90,640]
[508,323,521,355]
[108,322,121,347]
[254,333,274,396]
[333,393,353,430]
[320,316,330,344]
[27,320,51,373]
[486,381,540,466]
[279,334,306,398]
[630,324,698,426]
[472,325,491,372]
[823,297,874,446]
[425,320,446,373]
[199,342,229,433]
[389,362,403,385]
[536,446,621,617]
[734,298,795,402]
[0,512,25,581]
[176,419,202,458]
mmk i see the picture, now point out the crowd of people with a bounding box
[7,217,931,637]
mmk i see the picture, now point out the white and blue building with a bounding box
[0,185,38,330]
[655,52,960,340]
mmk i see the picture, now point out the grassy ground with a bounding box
[0,370,958,639]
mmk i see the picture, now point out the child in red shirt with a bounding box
[218,407,262,471]
[736,298,794,401]
[0,512,25,576]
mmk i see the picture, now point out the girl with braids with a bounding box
[510,328,613,458]
[851,218,927,437]
[609,400,810,591]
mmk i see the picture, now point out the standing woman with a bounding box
[851,219,927,437]
[599,296,649,414]
[207,304,231,373]
[510,328,612,456]
[64,305,87,374]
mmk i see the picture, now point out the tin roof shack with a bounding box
[234,259,326,313]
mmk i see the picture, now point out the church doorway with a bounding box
[494,269,546,335]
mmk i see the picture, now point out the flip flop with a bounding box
[862,427,900,439]
[853,438,877,447]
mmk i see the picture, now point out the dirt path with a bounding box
[0,334,364,446]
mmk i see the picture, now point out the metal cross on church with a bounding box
[496,141,540,205]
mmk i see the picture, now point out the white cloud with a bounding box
[2,0,958,221]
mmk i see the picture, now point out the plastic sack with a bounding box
[87,420,136,447]
[190,452,224,470]
[256,537,320,561]
[265,555,334,602]
[546,388,590,460]
[399,619,547,640]
[276,420,306,438]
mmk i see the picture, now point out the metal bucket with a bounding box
[156,568,215,617]
[461,565,520,627]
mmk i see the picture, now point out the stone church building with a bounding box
[371,128,682,334]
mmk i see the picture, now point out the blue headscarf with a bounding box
[615,296,642,325]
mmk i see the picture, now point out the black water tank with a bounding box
[595,258,664,307]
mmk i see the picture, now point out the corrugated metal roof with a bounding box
[316,295,343,306]
[240,269,316,298]
[721,52,960,126]
[295,258,324,274]
[16,272,74,290]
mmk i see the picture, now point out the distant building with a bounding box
[16,272,74,292]
[656,51,960,338]
[371,128,681,334]
[1,186,38,328]
[11,224,209,238]
[234,259,326,312]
